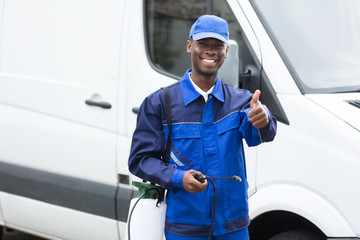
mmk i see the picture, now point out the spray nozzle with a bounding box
[232,175,242,182]
[193,173,242,183]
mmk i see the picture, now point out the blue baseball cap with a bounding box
[189,15,229,43]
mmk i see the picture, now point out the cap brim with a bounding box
[192,32,228,44]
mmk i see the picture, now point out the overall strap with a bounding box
[162,87,171,164]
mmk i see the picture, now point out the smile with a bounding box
[202,58,216,63]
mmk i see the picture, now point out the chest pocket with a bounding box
[216,112,244,158]
[170,124,202,167]
[216,111,242,135]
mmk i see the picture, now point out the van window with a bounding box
[252,0,360,93]
[145,0,256,82]
[145,0,207,78]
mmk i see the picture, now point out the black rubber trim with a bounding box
[327,238,360,240]
[0,161,134,222]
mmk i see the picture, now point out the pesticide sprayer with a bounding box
[124,181,167,240]
[125,173,242,240]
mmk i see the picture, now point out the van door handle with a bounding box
[85,99,112,109]
[132,107,139,114]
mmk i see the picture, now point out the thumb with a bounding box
[250,90,261,109]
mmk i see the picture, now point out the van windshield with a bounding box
[252,0,360,93]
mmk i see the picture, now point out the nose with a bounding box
[205,46,217,55]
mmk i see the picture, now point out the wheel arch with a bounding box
[249,210,325,240]
[248,183,354,239]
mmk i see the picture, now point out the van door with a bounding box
[0,0,124,239]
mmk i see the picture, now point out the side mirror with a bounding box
[218,39,239,88]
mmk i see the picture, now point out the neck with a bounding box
[190,71,217,92]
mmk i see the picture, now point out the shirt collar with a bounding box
[180,69,224,106]
[189,72,214,102]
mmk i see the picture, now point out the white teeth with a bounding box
[203,59,216,63]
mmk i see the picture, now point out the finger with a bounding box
[250,90,261,109]
[191,170,205,180]
[248,107,258,118]
[250,113,269,129]
[248,103,264,118]
[188,179,207,193]
[191,171,207,191]
[249,107,266,120]
[183,170,207,193]
[251,118,269,129]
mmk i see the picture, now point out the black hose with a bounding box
[204,175,242,240]
[206,177,216,240]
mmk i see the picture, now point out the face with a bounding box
[187,38,229,77]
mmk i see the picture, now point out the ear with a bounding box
[187,40,192,54]
[225,44,229,58]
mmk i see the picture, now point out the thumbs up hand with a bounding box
[248,90,269,129]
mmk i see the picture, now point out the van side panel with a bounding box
[254,94,360,236]
[0,192,119,240]
[0,0,124,238]
[0,0,122,183]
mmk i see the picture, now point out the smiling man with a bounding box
[128,15,277,240]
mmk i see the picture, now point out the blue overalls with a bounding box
[128,69,277,239]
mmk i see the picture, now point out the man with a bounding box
[128,15,277,240]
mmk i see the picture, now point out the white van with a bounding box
[0,0,359,239]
